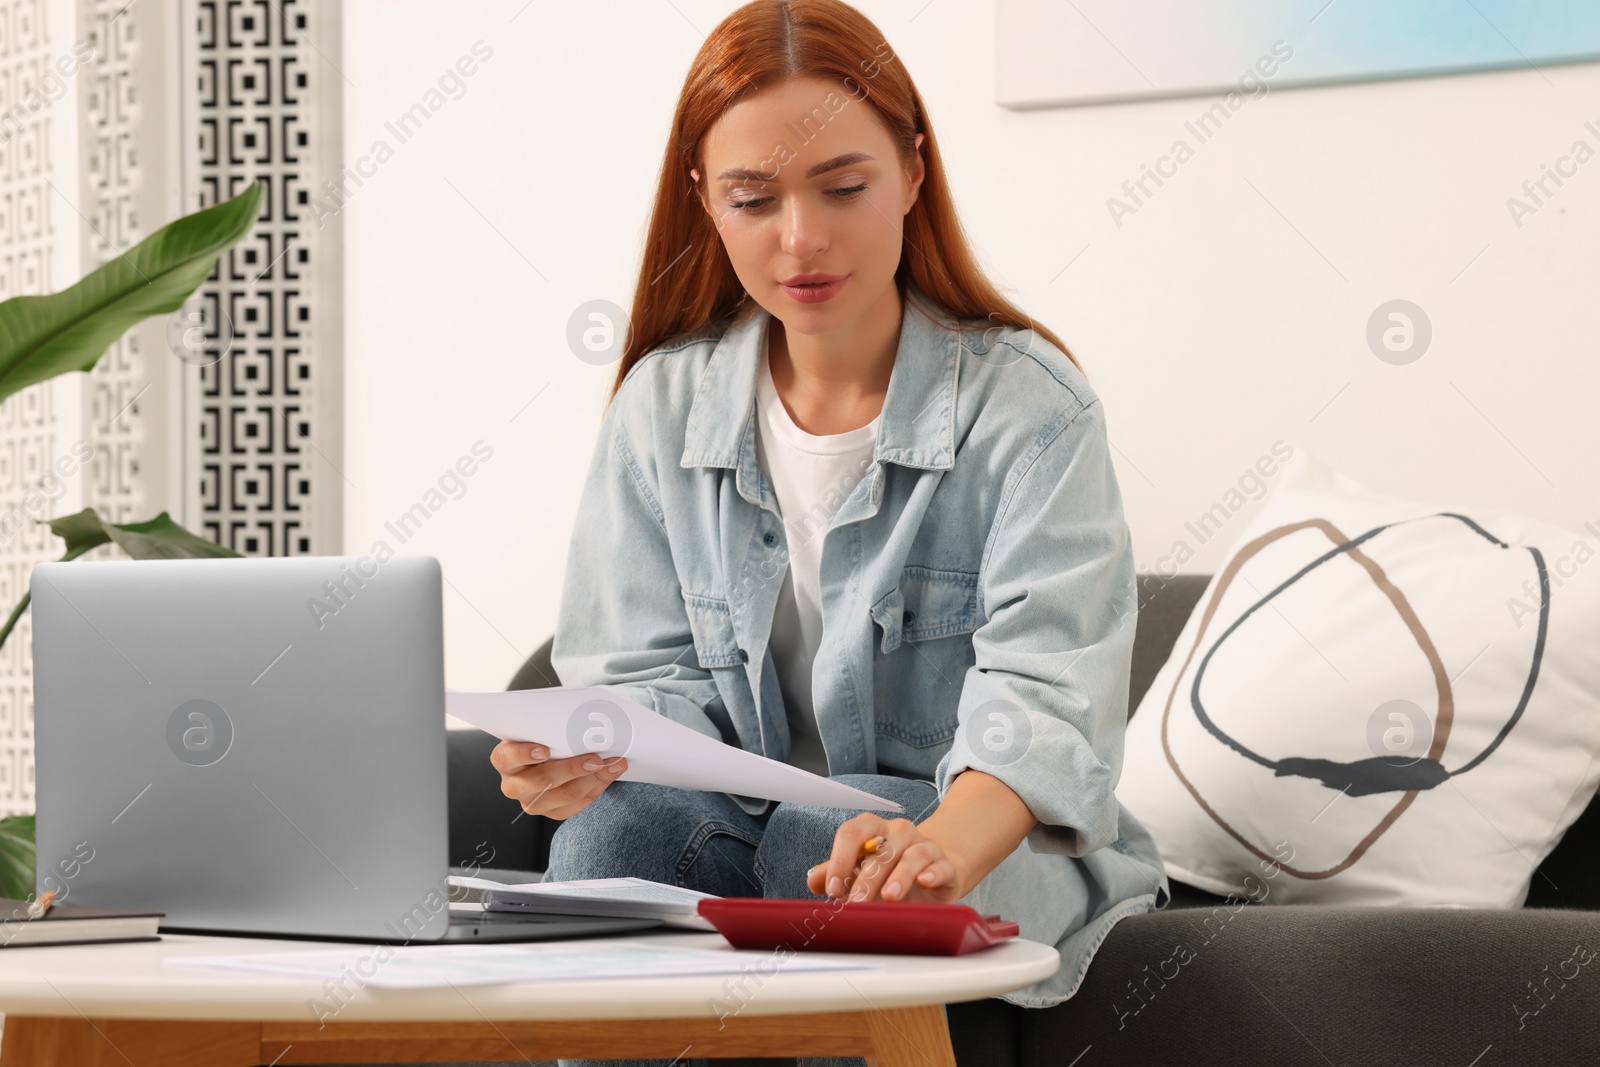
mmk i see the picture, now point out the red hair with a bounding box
[608,0,1081,403]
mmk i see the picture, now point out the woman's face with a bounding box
[693,75,925,334]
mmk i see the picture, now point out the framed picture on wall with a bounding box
[997,0,1600,109]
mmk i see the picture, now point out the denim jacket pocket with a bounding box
[682,590,745,669]
[870,566,979,755]
[870,565,982,654]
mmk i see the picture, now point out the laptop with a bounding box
[30,553,657,944]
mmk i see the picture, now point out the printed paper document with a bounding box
[445,686,903,811]
[168,940,871,987]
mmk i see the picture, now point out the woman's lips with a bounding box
[779,275,847,304]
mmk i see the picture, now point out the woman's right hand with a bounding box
[490,740,629,820]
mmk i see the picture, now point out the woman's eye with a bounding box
[726,183,869,213]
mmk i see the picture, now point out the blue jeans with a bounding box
[544,773,941,1067]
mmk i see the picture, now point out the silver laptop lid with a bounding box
[30,554,452,941]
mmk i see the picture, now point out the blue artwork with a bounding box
[997,0,1600,108]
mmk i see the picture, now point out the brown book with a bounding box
[0,897,163,948]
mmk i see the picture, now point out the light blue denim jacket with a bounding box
[551,283,1171,1006]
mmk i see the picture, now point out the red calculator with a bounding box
[697,898,1020,956]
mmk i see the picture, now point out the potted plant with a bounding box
[0,180,265,900]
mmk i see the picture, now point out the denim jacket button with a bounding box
[902,609,916,627]
[737,647,749,663]
[762,531,777,547]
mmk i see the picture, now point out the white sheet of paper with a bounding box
[166,940,871,988]
[445,685,904,812]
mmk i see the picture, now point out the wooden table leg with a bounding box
[862,1004,958,1067]
[0,1004,957,1065]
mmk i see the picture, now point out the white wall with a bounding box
[341,0,1598,693]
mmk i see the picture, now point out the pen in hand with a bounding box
[808,835,885,899]
[26,890,55,919]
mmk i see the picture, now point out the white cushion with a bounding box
[1118,447,1600,907]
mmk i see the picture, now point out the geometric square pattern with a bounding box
[192,0,337,558]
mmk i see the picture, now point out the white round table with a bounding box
[0,925,1059,1066]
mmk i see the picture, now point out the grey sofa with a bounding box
[445,573,1600,1066]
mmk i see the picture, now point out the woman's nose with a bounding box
[779,197,828,260]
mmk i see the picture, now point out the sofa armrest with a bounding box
[445,635,566,874]
[446,726,551,872]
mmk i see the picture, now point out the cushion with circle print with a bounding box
[1117,446,1600,907]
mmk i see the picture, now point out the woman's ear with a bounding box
[690,167,713,216]
[905,133,926,213]
[688,163,713,217]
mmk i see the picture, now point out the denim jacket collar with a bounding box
[679,285,960,482]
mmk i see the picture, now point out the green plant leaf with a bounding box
[0,180,264,405]
[0,509,240,655]
[0,814,35,902]
[39,508,116,558]
[45,508,241,561]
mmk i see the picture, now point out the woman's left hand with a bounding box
[805,812,967,903]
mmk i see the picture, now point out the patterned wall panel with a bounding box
[80,0,165,534]
[184,0,343,560]
[0,0,77,817]
[80,0,150,531]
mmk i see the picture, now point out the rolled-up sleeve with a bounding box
[548,374,732,745]
[934,396,1138,858]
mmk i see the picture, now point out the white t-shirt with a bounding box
[752,343,881,778]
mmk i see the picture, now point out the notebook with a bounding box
[0,897,163,948]
[447,876,718,931]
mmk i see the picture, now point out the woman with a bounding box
[490,0,1170,1062]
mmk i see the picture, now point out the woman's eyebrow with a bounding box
[716,151,876,182]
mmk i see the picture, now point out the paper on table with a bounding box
[166,940,872,988]
[445,686,903,812]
